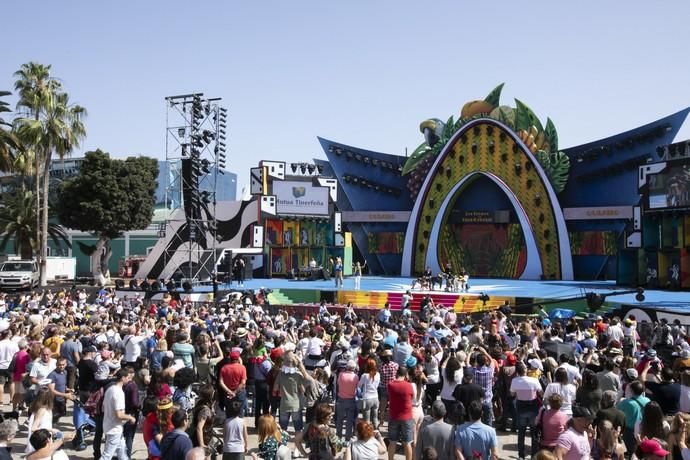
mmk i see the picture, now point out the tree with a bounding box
[56,150,158,285]
[0,190,70,260]
[13,62,86,286]
[0,90,19,172]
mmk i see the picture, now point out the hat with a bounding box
[583,331,592,339]
[646,349,657,358]
[613,356,623,366]
[230,350,241,360]
[571,406,594,419]
[626,368,639,380]
[406,356,418,368]
[283,342,296,352]
[373,332,384,342]
[381,349,393,357]
[639,439,670,457]
[506,354,517,366]
[270,348,284,361]
[542,318,551,327]
[528,358,543,371]
[236,328,248,338]
[157,398,173,411]
[155,329,164,338]
[338,337,350,349]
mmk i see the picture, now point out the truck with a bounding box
[0,260,39,290]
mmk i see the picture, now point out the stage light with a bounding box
[129,279,138,289]
[479,293,490,305]
[316,165,324,174]
[140,280,150,291]
[372,159,378,167]
[355,154,362,162]
[586,292,604,311]
[514,163,522,175]
[307,164,316,174]
[363,157,370,165]
[166,280,176,291]
[115,279,125,289]
[636,287,645,302]
[178,128,185,137]
[300,164,307,174]
[335,148,342,156]
[291,163,297,173]
[346,152,353,160]
[328,146,335,153]
[182,281,193,293]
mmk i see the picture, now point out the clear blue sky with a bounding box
[3,1,690,193]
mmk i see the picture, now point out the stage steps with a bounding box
[337,290,388,309]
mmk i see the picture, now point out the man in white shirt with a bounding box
[122,326,149,369]
[558,354,582,385]
[0,330,18,406]
[101,368,137,460]
[29,347,56,391]
[510,362,543,460]
[607,318,625,345]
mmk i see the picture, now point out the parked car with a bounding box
[0,260,39,290]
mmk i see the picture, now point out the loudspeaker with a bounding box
[115,279,125,289]
[181,158,199,220]
[129,279,138,289]
[182,281,193,293]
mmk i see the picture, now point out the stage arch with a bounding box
[401,118,574,280]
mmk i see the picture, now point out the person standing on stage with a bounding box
[334,257,344,288]
[353,261,366,290]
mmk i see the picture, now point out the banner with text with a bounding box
[274,181,329,216]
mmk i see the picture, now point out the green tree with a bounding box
[0,90,19,172]
[56,150,158,285]
[13,62,86,286]
[0,190,70,260]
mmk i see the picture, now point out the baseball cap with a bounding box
[639,439,670,457]
[230,350,241,360]
[626,368,639,380]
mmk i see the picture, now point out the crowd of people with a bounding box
[0,288,687,460]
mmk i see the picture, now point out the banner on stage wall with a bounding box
[274,181,329,216]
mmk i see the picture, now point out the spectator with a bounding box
[160,408,193,460]
[575,369,602,416]
[510,361,542,459]
[544,368,577,416]
[538,394,570,451]
[296,403,342,460]
[253,414,290,460]
[335,359,359,440]
[387,366,415,460]
[617,380,649,452]
[554,406,594,460]
[101,368,137,460]
[454,400,498,460]
[415,400,454,460]
[223,400,248,460]
[344,420,387,460]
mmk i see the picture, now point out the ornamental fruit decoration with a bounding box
[403,83,570,200]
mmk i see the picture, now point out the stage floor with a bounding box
[207,276,690,309]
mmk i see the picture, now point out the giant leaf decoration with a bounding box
[514,99,544,133]
[545,117,559,152]
[484,83,505,108]
[402,142,431,176]
[536,150,570,193]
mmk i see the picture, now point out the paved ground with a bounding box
[7,399,525,459]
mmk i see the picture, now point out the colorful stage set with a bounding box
[135,84,690,314]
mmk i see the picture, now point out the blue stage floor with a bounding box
[206,276,690,310]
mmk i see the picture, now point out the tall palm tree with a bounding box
[13,62,86,285]
[0,90,19,172]
[0,190,70,260]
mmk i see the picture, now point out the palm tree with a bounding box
[13,62,86,285]
[0,190,70,260]
[0,90,19,172]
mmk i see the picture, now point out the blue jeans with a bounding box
[482,401,494,426]
[123,420,138,458]
[516,400,539,459]
[279,409,303,432]
[335,398,357,439]
[226,389,248,417]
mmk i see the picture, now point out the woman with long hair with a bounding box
[423,344,441,408]
[667,412,690,460]
[190,384,216,448]
[252,414,290,460]
[356,358,380,428]
[25,388,55,454]
[636,401,670,443]
[543,368,577,415]
[142,397,175,460]
[440,355,463,421]
[409,361,427,451]
[150,339,168,373]
[592,420,625,460]
[576,368,603,415]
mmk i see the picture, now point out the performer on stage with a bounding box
[352,260,366,290]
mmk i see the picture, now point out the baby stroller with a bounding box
[72,399,96,451]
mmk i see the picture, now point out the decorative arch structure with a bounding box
[401,118,574,280]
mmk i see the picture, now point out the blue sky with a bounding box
[3,1,690,193]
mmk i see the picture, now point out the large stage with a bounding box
[173,276,690,314]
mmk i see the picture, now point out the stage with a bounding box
[180,276,690,313]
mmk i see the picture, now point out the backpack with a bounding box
[85,382,115,417]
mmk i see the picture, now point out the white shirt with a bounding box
[306,337,324,356]
[510,375,542,401]
[0,339,18,369]
[608,325,624,344]
[558,363,582,384]
[103,383,126,435]
[29,358,56,389]
[123,334,147,362]
[357,372,380,400]
[543,382,577,415]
